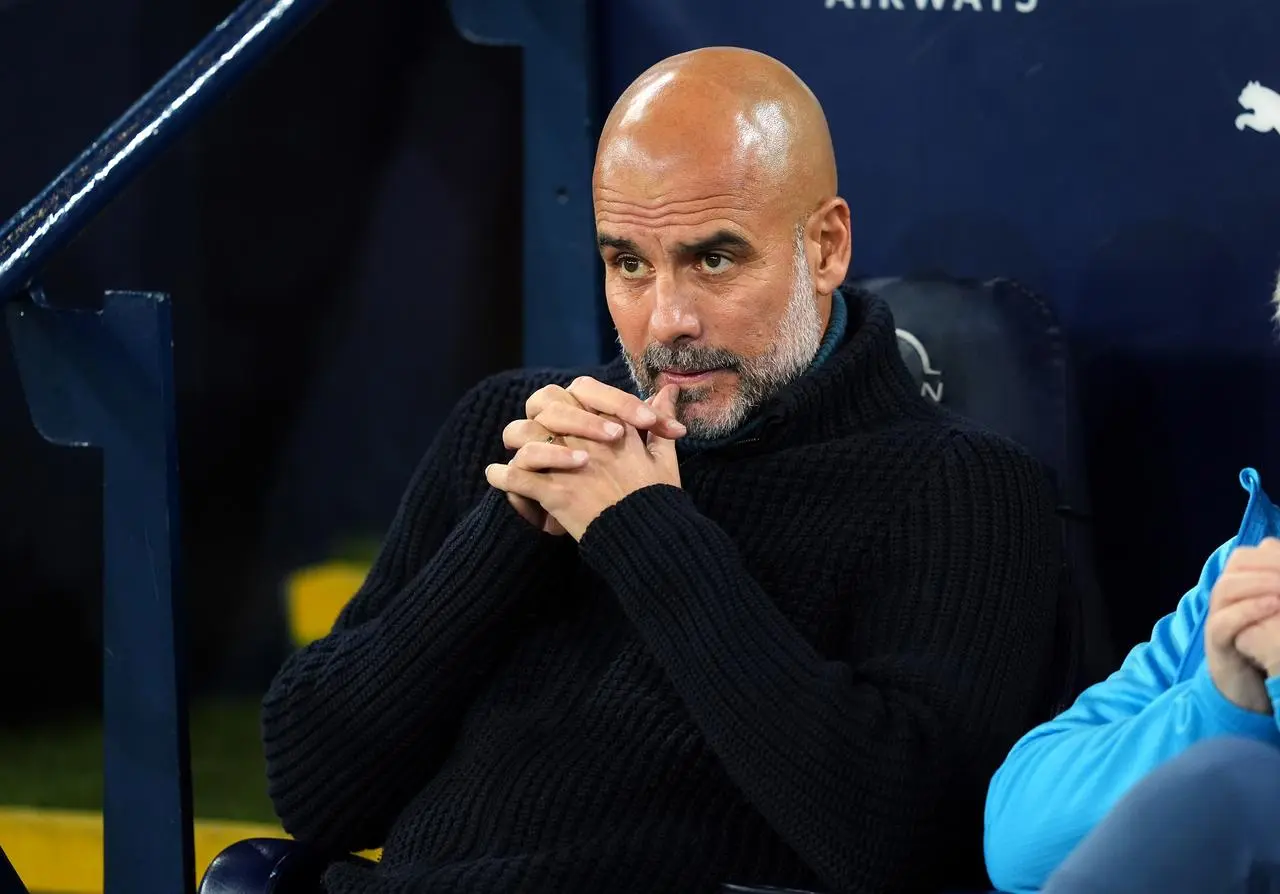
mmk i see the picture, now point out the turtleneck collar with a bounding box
[673,288,850,453]
[734,286,929,450]
[604,287,923,457]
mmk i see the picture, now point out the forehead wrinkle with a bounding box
[596,199,752,224]
[597,220,750,243]
[594,189,746,211]
[595,199,755,225]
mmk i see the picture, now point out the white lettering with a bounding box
[826,0,1035,10]
[922,381,944,402]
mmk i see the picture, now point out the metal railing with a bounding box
[0,0,330,302]
[0,1,333,891]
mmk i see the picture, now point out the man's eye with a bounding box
[617,256,648,279]
[700,253,734,275]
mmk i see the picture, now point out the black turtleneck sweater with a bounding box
[261,291,1063,894]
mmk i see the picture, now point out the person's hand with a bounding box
[1236,544,1280,682]
[524,377,687,443]
[1237,614,1280,684]
[498,415,586,534]
[1205,539,1280,714]
[487,385,683,541]
[499,378,685,533]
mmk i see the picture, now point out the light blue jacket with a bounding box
[984,468,1280,894]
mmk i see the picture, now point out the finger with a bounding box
[645,385,681,461]
[485,463,546,502]
[1211,570,1280,609]
[503,418,552,451]
[1207,594,1280,649]
[507,492,543,527]
[534,401,625,442]
[568,376,687,437]
[525,383,582,421]
[511,442,589,471]
[1224,539,1280,573]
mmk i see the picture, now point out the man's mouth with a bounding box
[657,368,723,387]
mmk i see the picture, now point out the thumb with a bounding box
[646,385,681,461]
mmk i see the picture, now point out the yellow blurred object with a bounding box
[285,562,370,646]
[0,806,377,893]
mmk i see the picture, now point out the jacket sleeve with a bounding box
[984,537,1280,894]
[578,431,1062,894]
[261,377,568,854]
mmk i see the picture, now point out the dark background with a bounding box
[0,0,524,718]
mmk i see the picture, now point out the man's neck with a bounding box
[676,288,849,454]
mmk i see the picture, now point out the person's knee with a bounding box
[1161,737,1278,792]
[1130,737,1279,831]
[1044,739,1280,893]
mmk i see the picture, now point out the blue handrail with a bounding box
[0,1,335,892]
[0,0,333,304]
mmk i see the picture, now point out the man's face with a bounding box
[595,156,826,440]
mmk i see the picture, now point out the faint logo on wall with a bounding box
[1235,81,1280,137]
[895,329,944,403]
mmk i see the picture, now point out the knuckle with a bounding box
[539,402,567,423]
[526,384,562,411]
[1227,546,1255,567]
[1210,579,1231,605]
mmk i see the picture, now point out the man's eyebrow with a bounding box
[596,230,754,256]
[675,230,753,256]
[597,234,641,254]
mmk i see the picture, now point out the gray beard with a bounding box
[622,230,825,440]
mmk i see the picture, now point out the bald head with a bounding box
[594,48,852,440]
[596,47,837,215]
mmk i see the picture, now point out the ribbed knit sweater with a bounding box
[261,290,1064,894]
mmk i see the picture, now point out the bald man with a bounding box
[261,48,1064,894]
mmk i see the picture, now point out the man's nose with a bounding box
[649,276,702,344]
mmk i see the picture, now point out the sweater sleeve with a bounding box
[261,379,566,854]
[577,431,1061,894]
[984,537,1280,894]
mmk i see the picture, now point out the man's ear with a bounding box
[808,197,852,296]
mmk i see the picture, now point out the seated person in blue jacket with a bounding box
[261,46,1066,894]
[984,274,1280,893]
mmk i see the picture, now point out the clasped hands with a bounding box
[1207,539,1280,713]
[485,377,688,541]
